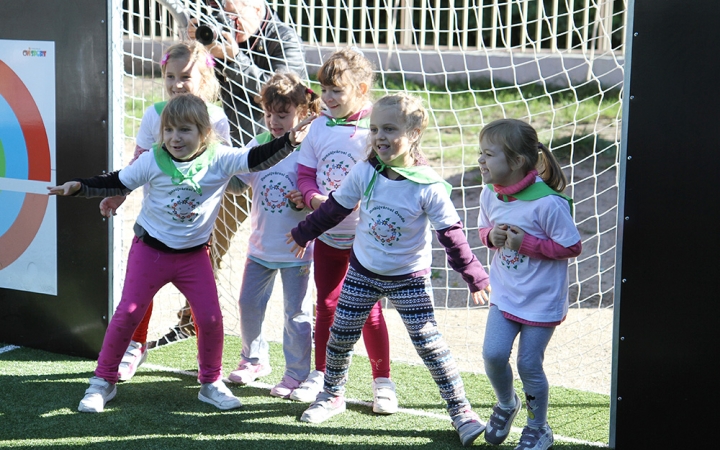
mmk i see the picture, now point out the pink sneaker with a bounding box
[118,341,147,381]
[227,361,271,385]
[270,375,302,399]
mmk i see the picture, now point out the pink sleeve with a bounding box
[519,235,582,260]
[479,227,498,249]
[297,164,322,210]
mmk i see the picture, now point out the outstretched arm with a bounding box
[437,222,491,305]
[48,171,131,198]
[286,192,353,258]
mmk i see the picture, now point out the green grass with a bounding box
[0,339,609,449]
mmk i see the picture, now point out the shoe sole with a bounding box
[78,387,117,413]
[198,393,243,410]
[226,367,272,385]
[372,402,399,414]
[289,389,321,402]
[300,402,346,423]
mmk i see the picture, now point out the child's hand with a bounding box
[471,284,491,305]
[505,225,526,251]
[285,190,305,209]
[289,113,318,146]
[309,194,328,211]
[285,232,306,258]
[99,195,126,217]
[47,181,81,196]
[489,224,509,248]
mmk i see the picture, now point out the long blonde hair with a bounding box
[161,41,220,103]
[479,118,567,192]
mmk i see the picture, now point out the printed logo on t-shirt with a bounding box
[320,150,358,191]
[367,206,406,246]
[498,248,528,270]
[260,173,292,213]
[167,191,200,222]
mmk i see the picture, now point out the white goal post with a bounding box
[113,0,624,396]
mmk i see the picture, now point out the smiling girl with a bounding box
[48,93,314,414]
[290,48,394,413]
[286,93,491,447]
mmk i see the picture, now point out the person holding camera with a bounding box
[190,0,308,147]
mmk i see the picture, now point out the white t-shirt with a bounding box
[478,179,581,322]
[331,161,460,276]
[236,135,312,264]
[135,102,231,150]
[296,114,369,235]
[119,144,250,249]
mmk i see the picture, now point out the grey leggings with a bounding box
[483,304,555,428]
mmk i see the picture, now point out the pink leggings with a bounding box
[313,240,390,379]
[95,238,223,384]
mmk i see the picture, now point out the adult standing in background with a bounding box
[190,0,308,147]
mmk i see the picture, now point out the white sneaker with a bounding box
[118,340,147,381]
[78,376,116,413]
[299,391,346,423]
[289,370,324,402]
[198,380,242,410]
[371,377,399,414]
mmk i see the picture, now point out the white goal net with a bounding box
[115,0,624,396]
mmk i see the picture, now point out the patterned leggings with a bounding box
[324,267,471,417]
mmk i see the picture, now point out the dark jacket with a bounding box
[216,7,308,146]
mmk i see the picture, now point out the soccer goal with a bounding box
[115,0,624,396]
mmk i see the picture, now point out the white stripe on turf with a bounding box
[142,362,607,447]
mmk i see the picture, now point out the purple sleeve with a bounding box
[290,192,354,247]
[297,164,322,210]
[437,222,490,292]
[519,235,583,260]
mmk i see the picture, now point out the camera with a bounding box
[195,3,231,46]
[196,21,223,46]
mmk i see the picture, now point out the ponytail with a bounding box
[537,142,567,192]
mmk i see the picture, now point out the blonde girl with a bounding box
[48,93,313,414]
[291,48,395,414]
[477,119,581,450]
[225,72,323,400]
[100,41,231,382]
[287,93,491,447]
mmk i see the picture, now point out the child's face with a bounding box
[164,56,202,98]
[320,81,365,119]
[478,136,521,186]
[264,105,299,138]
[369,105,415,167]
[163,121,205,161]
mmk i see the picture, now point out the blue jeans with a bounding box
[238,259,313,381]
[483,304,555,428]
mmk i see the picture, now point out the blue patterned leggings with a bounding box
[324,267,471,416]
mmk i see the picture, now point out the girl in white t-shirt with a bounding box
[291,48,394,412]
[476,119,582,450]
[287,93,491,447]
[101,41,230,381]
[224,72,322,400]
[48,94,313,414]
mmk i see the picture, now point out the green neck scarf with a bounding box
[153,143,216,195]
[487,182,574,214]
[324,106,372,129]
[363,156,452,206]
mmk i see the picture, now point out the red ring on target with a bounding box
[0,60,51,269]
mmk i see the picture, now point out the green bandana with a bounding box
[325,116,371,128]
[153,143,216,194]
[487,182,574,214]
[363,156,452,206]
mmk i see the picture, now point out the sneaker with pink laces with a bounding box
[227,361,271,385]
[270,375,302,398]
[118,340,147,381]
